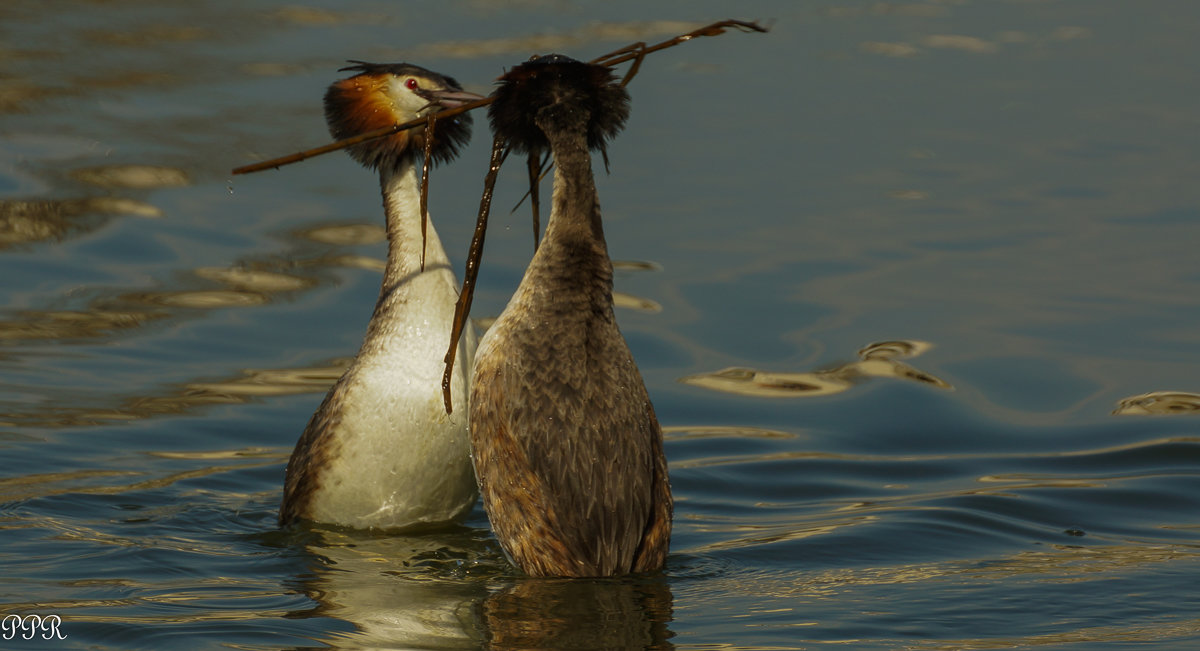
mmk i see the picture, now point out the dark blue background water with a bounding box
[3,1,1200,648]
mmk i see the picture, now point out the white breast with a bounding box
[304,264,477,530]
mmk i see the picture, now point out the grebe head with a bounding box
[488,54,630,154]
[324,62,478,174]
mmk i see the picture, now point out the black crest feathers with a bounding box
[488,55,630,155]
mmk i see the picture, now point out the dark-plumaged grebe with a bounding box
[470,55,672,576]
[280,63,481,530]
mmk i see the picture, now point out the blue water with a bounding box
[3,1,1200,649]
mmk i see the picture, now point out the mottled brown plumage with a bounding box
[470,55,672,576]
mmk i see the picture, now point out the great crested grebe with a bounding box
[280,63,482,530]
[469,55,672,576]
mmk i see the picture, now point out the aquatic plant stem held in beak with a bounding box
[440,136,508,413]
[229,20,766,177]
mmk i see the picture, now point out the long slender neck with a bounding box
[379,161,451,277]
[539,125,607,253]
[364,161,452,329]
[523,120,614,311]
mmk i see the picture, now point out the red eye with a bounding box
[404,78,419,90]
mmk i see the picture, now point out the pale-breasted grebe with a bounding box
[280,63,481,530]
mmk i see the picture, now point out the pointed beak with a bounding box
[416,87,486,109]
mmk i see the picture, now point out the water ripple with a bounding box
[680,340,951,398]
[1114,391,1200,415]
[672,433,1200,562]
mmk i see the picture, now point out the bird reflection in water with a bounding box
[480,577,675,650]
[273,528,675,649]
[274,529,490,649]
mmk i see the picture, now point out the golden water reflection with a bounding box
[184,361,349,398]
[0,308,166,342]
[909,618,1200,650]
[613,291,662,312]
[0,229,663,426]
[70,165,190,190]
[0,259,318,342]
[680,340,951,398]
[295,223,385,245]
[0,449,284,502]
[0,185,666,427]
[0,359,349,428]
[0,197,161,247]
[193,267,316,293]
[685,542,1200,648]
[1113,391,1200,415]
[859,23,1091,60]
[662,425,798,441]
[125,289,270,308]
[613,259,663,312]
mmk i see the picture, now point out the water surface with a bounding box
[3,1,1200,649]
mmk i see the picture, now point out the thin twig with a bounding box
[419,113,436,271]
[229,20,766,176]
[441,137,509,413]
[589,19,766,68]
[230,97,492,175]
[507,151,552,222]
[528,151,543,251]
